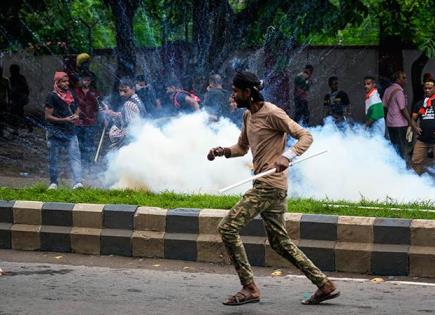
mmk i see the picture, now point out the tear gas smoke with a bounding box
[287,117,435,203]
[104,114,434,203]
[103,112,252,194]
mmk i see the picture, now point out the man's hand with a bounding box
[207,147,224,161]
[412,122,422,135]
[274,156,291,173]
[64,115,77,123]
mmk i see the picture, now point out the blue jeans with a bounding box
[75,125,97,169]
[47,135,82,185]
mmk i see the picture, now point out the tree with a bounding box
[0,0,46,51]
[103,0,140,79]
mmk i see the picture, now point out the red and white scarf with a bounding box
[53,71,74,105]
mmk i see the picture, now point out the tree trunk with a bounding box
[189,0,261,89]
[191,0,211,84]
[411,52,429,106]
[104,0,138,79]
[377,0,403,96]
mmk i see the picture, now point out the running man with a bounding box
[207,71,339,306]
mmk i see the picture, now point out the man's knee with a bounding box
[217,220,231,236]
[217,219,241,242]
[270,237,291,252]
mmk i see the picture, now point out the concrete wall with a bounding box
[1,48,434,124]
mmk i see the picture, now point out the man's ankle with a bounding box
[320,280,336,293]
[244,282,259,292]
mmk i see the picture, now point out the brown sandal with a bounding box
[223,291,260,306]
[301,289,340,305]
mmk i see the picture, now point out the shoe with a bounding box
[48,183,58,190]
[72,183,84,189]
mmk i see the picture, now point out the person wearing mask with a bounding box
[203,74,231,121]
[135,75,161,117]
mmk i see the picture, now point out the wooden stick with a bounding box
[218,150,328,193]
[94,125,106,163]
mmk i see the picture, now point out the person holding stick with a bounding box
[207,71,339,306]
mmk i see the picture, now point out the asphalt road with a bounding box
[1,251,434,315]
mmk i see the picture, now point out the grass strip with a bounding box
[0,184,434,220]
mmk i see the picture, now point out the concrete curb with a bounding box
[1,200,434,278]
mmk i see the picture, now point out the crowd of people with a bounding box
[37,53,246,189]
[0,53,433,188]
[294,65,434,176]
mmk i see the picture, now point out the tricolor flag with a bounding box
[365,88,384,121]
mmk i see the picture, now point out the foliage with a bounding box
[2,0,434,56]
[0,185,434,220]
[359,0,434,56]
[19,0,115,54]
[70,0,116,49]
[133,5,161,47]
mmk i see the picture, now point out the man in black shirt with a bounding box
[44,71,82,190]
[323,76,351,124]
[411,79,435,175]
[135,75,161,117]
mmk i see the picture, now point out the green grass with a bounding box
[0,184,434,220]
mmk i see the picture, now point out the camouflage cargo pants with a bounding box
[218,181,328,287]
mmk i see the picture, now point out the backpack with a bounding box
[173,90,201,109]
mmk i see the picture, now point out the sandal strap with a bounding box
[228,291,247,304]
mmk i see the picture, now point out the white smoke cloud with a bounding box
[287,119,435,203]
[103,113,434,203]
[103,112,252,194]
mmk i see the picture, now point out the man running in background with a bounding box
[207,71,339,306]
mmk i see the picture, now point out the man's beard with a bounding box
[236,98,251,109]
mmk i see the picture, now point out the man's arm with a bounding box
[185,95,200,111]
[342,92,351,117]
[395,92,416,129]
[322,95,329,118]
[412,112,422,135]
[45,107,75,123]
[270,110,313,172]
[270,110,313,157]
[207,112,249,160]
